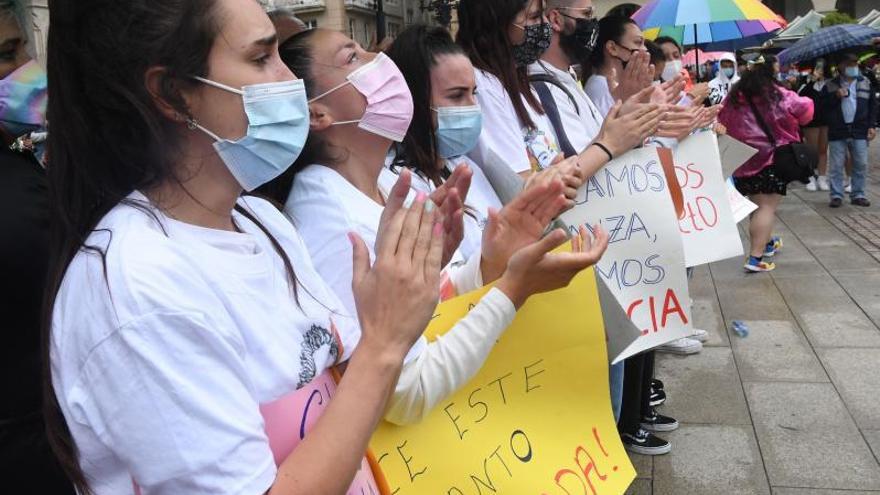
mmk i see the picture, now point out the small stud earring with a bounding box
[186,118,198,130]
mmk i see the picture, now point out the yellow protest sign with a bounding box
[370,267,635,495]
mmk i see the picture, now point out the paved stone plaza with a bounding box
[627,140,880,494]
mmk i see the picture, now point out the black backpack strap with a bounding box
[533,80,578,158]
[529,73,581,115]
[746,97,778,148]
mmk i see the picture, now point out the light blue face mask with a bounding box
[845,66,860,79]
[433,104,482,159]
[191,77,309,191]
[722,67,736,79]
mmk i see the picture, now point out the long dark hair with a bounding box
[456,0,544,129]
[43,2,299,492]
[726,54,783,108]
[587,16,637,78]
[257,28,344,205]
[385,24,463,188]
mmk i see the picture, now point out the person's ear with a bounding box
[548,9,566,33]
[605,39,617,57]
[309,101,334,132]
[144,66,192,123]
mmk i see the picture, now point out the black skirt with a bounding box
[734,164,788,196]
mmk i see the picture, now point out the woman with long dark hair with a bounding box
[719,55,814,272]
[384,25,502,259]
[456,0,662,186]
[44,1,450,493]
[265,27,609,425]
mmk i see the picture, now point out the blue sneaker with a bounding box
[745,256,775,273]
[763,236,783,257]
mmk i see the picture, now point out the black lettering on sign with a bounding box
[444,402,469,440]
[396,440,427,482]
[469,452,499,494]
[447,488,465,495]
[468,388,489,423]
[488,445,512,477]
[487,372,513,404]
[510,429,533,463]
[524,359,546,393]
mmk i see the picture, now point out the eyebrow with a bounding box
[253,33,278,47]
[446,85,472,93]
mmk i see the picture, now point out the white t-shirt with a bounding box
[386,155,503,261]
[50,193,359,495]
[469,69,562,174]
[584,74,616,117]
[529,61,605,153]
[286,165,517,424]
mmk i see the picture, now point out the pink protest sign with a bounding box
[260,370,383,495]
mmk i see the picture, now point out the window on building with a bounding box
[304,19,318,29]
[388,22,401,37]
[349,18,356,41]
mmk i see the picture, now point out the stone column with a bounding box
[20,0,49,64]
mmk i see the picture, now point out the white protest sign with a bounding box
[718,134,758,178]
[560,147,693,362]
[673,132,744,267]
[727,178,758,223]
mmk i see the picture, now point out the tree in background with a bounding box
[821,11,858,27]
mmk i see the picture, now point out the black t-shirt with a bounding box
[0,146,48,420]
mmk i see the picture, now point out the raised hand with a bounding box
[495,225,610,308]
[596,99,665,157]
[428,165,471,267]
[350,170,444,357]
[479,179,569,284]
[610,51,653,103]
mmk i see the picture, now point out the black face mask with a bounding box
[559,15,599,63]
[612,41,640,70]
[512,22,552,67]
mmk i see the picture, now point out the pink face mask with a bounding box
[309,52,414,142]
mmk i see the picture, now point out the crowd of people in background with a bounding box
[0,0,877,493]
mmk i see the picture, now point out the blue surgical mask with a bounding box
[845,66,860,79]
[722,67,736,79]
[433,105,482,158]
[191,77,309,191]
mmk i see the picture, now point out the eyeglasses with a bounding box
[556,6,594,20]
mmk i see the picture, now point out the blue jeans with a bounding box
[828,138,869,200]
[610,361,625,422]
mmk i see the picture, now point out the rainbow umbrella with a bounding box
[633,0,786,52]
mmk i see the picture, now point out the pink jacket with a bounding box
[718,86,814,177]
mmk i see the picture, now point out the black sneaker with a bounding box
[621,428,671,455]
[829,197,843,208]
[649,387,666,407]
[651,378,665,391]
[852,197,871,207]
[641,408,679,432]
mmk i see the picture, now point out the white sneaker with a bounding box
[656,337,703,355]
[805,176,818,191]
[817,175,830,191]
[845,177,852,194]
[689,328,710,343]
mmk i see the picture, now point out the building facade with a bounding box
[266,0,433,47]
